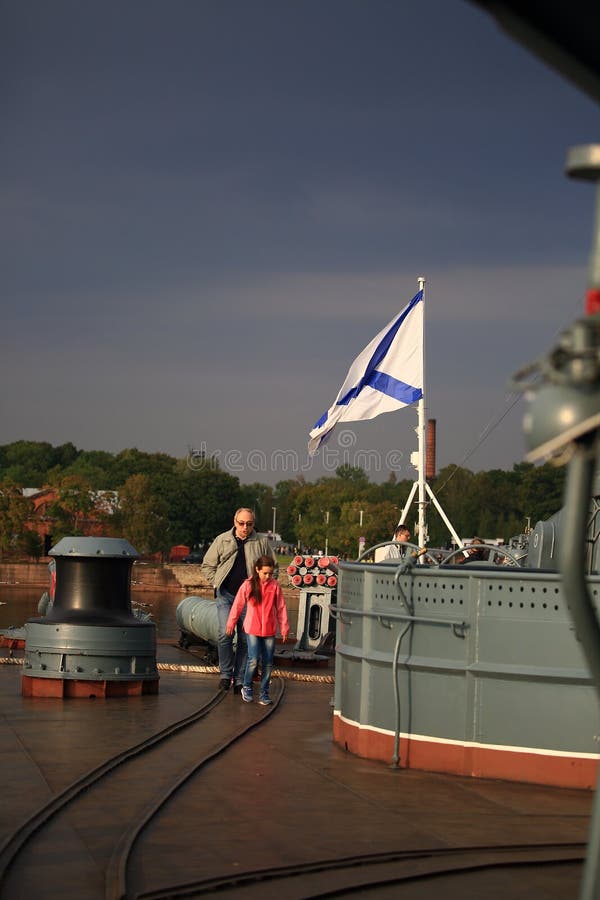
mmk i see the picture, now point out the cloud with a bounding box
[1,0,596,486]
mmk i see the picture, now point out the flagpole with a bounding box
[399,276,462,551]
[416,275,428,551]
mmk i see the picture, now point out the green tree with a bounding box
[114,474,169,555]
[335,464,369,485]
[427,466,475,546]
[19,529,44,560]
[52,442,79,469]
[60,450,117,489]
[333,499,398,557]
[294,475,371,554]
[111,448,177,487]
[0,440,80,485]
[0,440,575,555]
[239,482,274,533]
[518,462,565,525]
[274,477,306,545]
[45,474,95,540]
[0,481,33,557]
[160,465,242,547]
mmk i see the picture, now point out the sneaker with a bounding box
[241,687,253,703]
[258,696,273,706]
[233,684,243,695]
[219,678,231,691]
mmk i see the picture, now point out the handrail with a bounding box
[356,540,440,566]
[439,542,522,567]
[329,602,468,631]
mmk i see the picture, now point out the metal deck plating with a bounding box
[0,641,593,899]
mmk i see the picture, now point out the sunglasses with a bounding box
[236,520,254,527]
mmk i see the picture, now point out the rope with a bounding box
[157,662,218,674]
[156,662,334,683]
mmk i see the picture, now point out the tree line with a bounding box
[0,440,565,559]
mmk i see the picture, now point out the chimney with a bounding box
[426,419,436,480]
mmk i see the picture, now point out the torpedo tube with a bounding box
[176,595,219,646]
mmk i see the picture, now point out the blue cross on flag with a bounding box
[308,290,424,456]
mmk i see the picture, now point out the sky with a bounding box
[2,0,599,488]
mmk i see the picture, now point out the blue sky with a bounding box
[2,0,598,486]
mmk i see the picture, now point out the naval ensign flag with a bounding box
[308,290,424,456]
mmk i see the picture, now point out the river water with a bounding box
[0,586,194,642]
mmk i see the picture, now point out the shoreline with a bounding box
[0,561,299,617]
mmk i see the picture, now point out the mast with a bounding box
[398,275,463,551]
[416,275,428,546]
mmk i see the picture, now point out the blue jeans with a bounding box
[244,634,275,698]
[216,589,247,684]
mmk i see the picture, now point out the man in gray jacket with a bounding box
[201,508,277,692]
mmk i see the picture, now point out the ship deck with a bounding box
[0,639,594,899]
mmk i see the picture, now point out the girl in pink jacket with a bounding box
[226,555,290,705]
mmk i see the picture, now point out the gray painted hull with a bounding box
[333,560,600,788]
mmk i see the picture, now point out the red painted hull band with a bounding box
[333,714,598,790]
